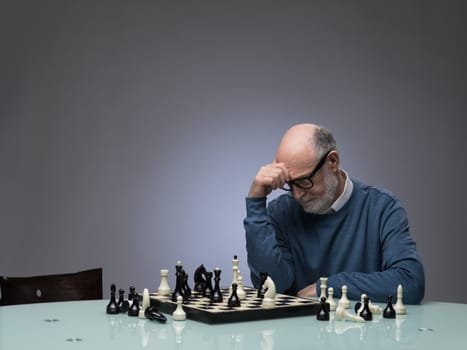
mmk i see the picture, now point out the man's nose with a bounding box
[293,186,307,199]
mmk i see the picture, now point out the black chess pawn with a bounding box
[106,284,119,314]
[117,288,129,313]
[194,264,207,293]
[227,283,241,307]
[127,295,140,317]
[383,295,396,319]
[202,271,214,298]
[257,272,268,298]
[360,296,373,321]
[316,297,330,321]
[211,268,223,303]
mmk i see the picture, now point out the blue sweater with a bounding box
[244,179,425,304]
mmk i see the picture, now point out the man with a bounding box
[244,123,425,304]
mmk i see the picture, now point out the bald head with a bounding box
[275,123,338,177]
[276,124,318,163]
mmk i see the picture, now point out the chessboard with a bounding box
[149,287,320,324]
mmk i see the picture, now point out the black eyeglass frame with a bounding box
[281,149,334,191]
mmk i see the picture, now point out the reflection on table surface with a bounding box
[1,300,466,349]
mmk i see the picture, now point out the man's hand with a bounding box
[248,162,289,198]
[297,283,317,298]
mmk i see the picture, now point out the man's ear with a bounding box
[328,150,340,172]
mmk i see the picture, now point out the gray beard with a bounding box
[301,170,338,215]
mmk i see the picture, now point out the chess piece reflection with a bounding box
[261,329,275,350]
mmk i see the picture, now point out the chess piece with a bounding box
[117,288,129,313]
[203,271,214,299]
[338,285,351,309]
[128,286,137,302]
[359,296,373,321]
[316,297,330,321]
[261,276,276,308]
[394,284,406,315]
[128,294,140,317]
[369,298,382,314]
[175,260,183,275]
[232,255,239,268]
[172,264,186,302]
[355,293,366,315]
[157,269,171,296]
[145,306,167,323]
[356,293,382,315]
[257,272,268,298]
[228,283,241,307]
[335,305,365,322]
[319,277,328,300]
[383,295,396,319]
[139,288,150,318]
[182,271,192,298]
[327,287,337,311]
[106,284,119,314]
[230,265,239,293]
[211,268,223,303]
[193,264,207,293]
[230,255,240,293]
[236,275,246,300]
[173,295,186,321]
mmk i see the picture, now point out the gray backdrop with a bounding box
[1,1,466,303]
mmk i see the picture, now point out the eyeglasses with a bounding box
[281,150,333,191]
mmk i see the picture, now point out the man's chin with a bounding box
[301,201,331,215]
[304,208,329,215]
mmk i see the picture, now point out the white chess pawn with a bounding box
[335,305,365,322]
[157,269,171,296]
[139,288,150,318]
[338,285,351,309]
[236,274,246,300]
[327,287,337,311]
[394,284,406,315]
[319,277,328,300]
[173,295,186,321]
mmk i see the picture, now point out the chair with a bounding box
[0,267,103,306]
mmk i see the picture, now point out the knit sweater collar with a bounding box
[330,170,353,212]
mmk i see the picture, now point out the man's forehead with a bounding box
[276,144,317,164]
[284,160,316,179]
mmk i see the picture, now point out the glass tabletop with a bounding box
[1,300,466,350]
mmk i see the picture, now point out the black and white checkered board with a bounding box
[148,287,320,324]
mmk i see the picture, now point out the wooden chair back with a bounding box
[0,268,103,305]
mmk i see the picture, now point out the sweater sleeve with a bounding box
[243,197,295,293]
[321,197,425,304]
